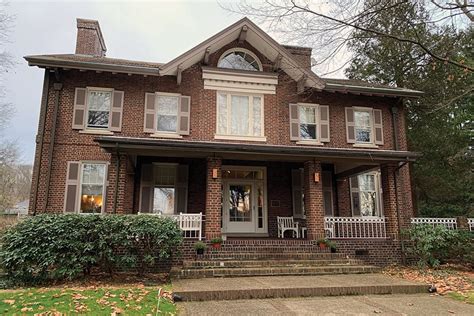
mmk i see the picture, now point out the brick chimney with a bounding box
[75,18,107,57]
[282,45,313,71]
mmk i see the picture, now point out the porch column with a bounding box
[205,156,222,239]
[106,153,134,214]
[381,165,400,239]
[304,160,325,240]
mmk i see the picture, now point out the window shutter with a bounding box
[178,96,191,135]
[319,105,330,142]
[139,164,154,213]
[72,88,87,130]
[289,103,300,141]
[345,107,356,143]
[373,109,383,145]
[176,164,189,213]
[64,161,80,213]
[109,90,124,132]
[144,93,156,133]
[292,169,304,218]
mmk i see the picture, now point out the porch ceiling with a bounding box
[95,136,420,164]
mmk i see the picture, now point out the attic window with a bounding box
[218,48,262,71]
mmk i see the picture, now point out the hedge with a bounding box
[0,214,183,285]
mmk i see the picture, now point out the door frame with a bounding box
[221,165,268,236]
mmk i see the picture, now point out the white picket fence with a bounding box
[138,212,203,240]
[324,216,387,239]
[410,217,457,230]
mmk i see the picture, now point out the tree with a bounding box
[345,1,473,217]
[224,0,473,75]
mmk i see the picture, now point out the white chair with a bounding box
[277,216,299,238]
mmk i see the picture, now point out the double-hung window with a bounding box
[345,107,383,146]
[299,104,318,140]
[79,162,107,213]
[156,95,179,133]
[216,92,264,140]
[350,171,382,217]
[87,89,112,129]
[289,103,330,143]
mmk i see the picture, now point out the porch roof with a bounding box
[95,136,420,163]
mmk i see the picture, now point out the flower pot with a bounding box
[212,243,221,249]
[318,243,327,249]
[330,247,336,253]
[196,248,205,255]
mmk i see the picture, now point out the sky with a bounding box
[3,0,344,164]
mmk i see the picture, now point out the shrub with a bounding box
[0,214,183,285]
[403,224,473,268]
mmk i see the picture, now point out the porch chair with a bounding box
[277,216,299,238]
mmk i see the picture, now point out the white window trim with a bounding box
[350,171,383,218]
[215,91,265,141]
[217,48,263,72]
[352,106,376,146]
[85,87,114,132]
[76,161,109,214]
[296,103,321,143]
[155,92,181,136]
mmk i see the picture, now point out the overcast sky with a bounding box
[3,0,343,164]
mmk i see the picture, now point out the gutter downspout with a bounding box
[31,70,50,215]
[391,102,406,264]
[43,69,62,212]
[113,143,120,214]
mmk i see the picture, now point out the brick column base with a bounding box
[304,160,324,240]
[205,157,222,240]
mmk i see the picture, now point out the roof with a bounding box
[25,17,423,98]
[95,136,420,162]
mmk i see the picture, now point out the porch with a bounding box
[96,137,415,243]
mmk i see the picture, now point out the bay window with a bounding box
[216,92,264,139]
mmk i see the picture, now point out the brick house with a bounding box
[26,18,422,265]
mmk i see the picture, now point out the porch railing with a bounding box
[138,212,203,240]
[324,216,387,239]
[410,217,457,230]
[467,218,474,231]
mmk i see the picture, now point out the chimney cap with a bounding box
[76,18,107,54]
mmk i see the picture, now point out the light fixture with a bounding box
[212,168,218,179]
[314,172,320,183]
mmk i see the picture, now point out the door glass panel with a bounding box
[257,184,263,228]
[229,184,252,222]
[153,187,175,215]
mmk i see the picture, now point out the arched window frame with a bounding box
[217,48,263,72]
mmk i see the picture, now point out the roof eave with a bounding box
[324,83,424,98]
[24,56,161,76]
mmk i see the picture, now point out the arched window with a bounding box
[218,48,262,71]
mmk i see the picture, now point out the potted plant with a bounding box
[194,241,207,255]
[326,240,337,253]
[210,237,223,249]
[317,238,329,249]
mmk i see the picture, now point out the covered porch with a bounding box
[96,136,417,242]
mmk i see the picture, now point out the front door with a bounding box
[221,166,267,235]
[224,181,255,233]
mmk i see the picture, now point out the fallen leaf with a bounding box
[3,300,15,305]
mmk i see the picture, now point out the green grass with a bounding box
[0,287,176,315]
[447,291,474,305]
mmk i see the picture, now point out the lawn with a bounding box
[448,291,474,305]
[0,286,176,315]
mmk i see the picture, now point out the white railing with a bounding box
[468,219,474,231]
[410,217,457,230]
[324,216,387,239]
[138,212,203,240]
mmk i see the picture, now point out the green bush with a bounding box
[0,214,183,285]
[403,224,473,268]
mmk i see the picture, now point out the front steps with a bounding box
[173,239,381,279]
[172,274,428,301]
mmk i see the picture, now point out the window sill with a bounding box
[79,129,114,135]
[353,143,379,149]
[214,134,267,142]
[296,140,324,146]
[150,133,183,139]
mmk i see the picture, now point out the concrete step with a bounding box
[172,274,428,301]
[201,252,342,260]
[183,258,365,268]
[172,265,380,279]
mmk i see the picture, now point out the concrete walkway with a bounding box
[178,294,474,315]
[173,274,427,301]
